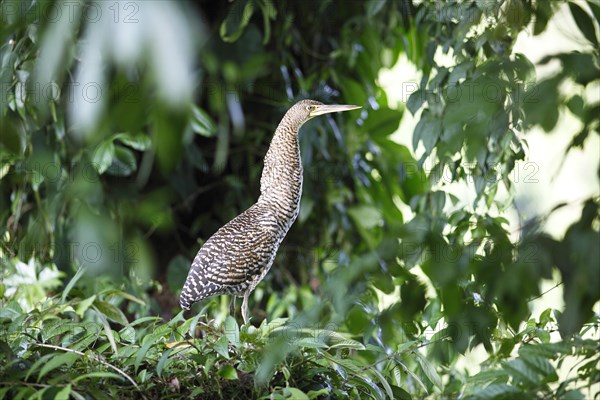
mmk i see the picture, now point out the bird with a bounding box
[179,99,361,324]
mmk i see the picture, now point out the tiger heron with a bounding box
[180,99,361,323]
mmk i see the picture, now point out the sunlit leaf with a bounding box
[114,132,152,151]
[91,141,115,174]
[218,365,238,380]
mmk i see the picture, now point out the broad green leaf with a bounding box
[38,352,78,381]
[219,0,254,43]
[329,339,366,350]
[402,361,428,394]
[101,289,145,305]
[520,353,556,380]
[93,301,128,325]
[561,390,585,400]
[107,145,136,176]
[569,3,598,47]
[134,341,155,373]
[72,372,124,383]
[119,325,136,343]
[294,338,328,349]
[342,79,367,106]
[470,383,521,399]
[284,387,309,400]
[114,132,152,151]
[504,359,539,385]
[224,316,240,347]
[415,351,443,390]
[366,0,387,17]
[214,335,230,359]
[25,354,56,381]
[75,295,96,318]
[92,141,115,174]
[190,105,217,137]
[156,348,174,378]
[62,263,88,302]
[370,366,395,399]
[307,388,329,399]
[54,384,71,400]
[363,107,402,138]
[407,89,426,114]
[413,112,441,154]
[468,368,509,384]
[347,205,383,230]
[218,365,238,380]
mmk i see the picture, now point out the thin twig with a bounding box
[33,343,146,399]
[527,281,564,303]
[360,335,450,372]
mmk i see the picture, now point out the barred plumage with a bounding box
[180,99,360,323]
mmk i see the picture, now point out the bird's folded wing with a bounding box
[199,206,280,287]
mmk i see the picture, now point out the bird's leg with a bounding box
[241,292,250,325]
[229,296,237,319]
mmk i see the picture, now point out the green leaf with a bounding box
[107,145,137,176]
[363,107,402,138]
[520,354,556,380]
[561,390,585,400]
[347,205,383,230]
[370,366,394,400]
[30,170,43,191]
[93,300,128,325]
[413,111,442,154]
[134,341,155,373]
[75,295,97,318]
[329,338,366,350]
[119,325,136,343]
[468,368,509,384]
[407,89,426,115]
[214,336,230,359]
[403,361,428,394]
[342,79,367,106]
[220,0,254,43]
[224,316,240,347]
[504,359,539,385]
[156,347,174,378]
[92,141,115,174]
[25,354,55,381]
[534,1,554,34]
[218,365,238,380]
[101,289,145,305]
[54,384,71,400]
[190,105,217,137]
[366,0,387,17]
[72,372,124,383]
[470,383,521,399]
[114,132,152,151]
[569,3,598,47]
[589,1,600,23]
[523,78,560,132]
[283,387,309,399]
[307,388,330,399]
[566,95,585,118]
[415,351,443,389]
[62,263,88,302]
[38,353,78,381]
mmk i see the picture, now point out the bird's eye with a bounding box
[306,105,315,112]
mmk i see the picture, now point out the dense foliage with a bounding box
[0,0,598,398]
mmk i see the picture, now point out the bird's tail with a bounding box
[179,267,200,309]
[179,267,223,310]
[179,289,194,310]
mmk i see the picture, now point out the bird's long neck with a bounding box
[258,118,303,228]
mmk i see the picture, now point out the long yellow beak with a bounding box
[309,104,361,117]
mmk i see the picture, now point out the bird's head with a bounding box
[285,99,361,129]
